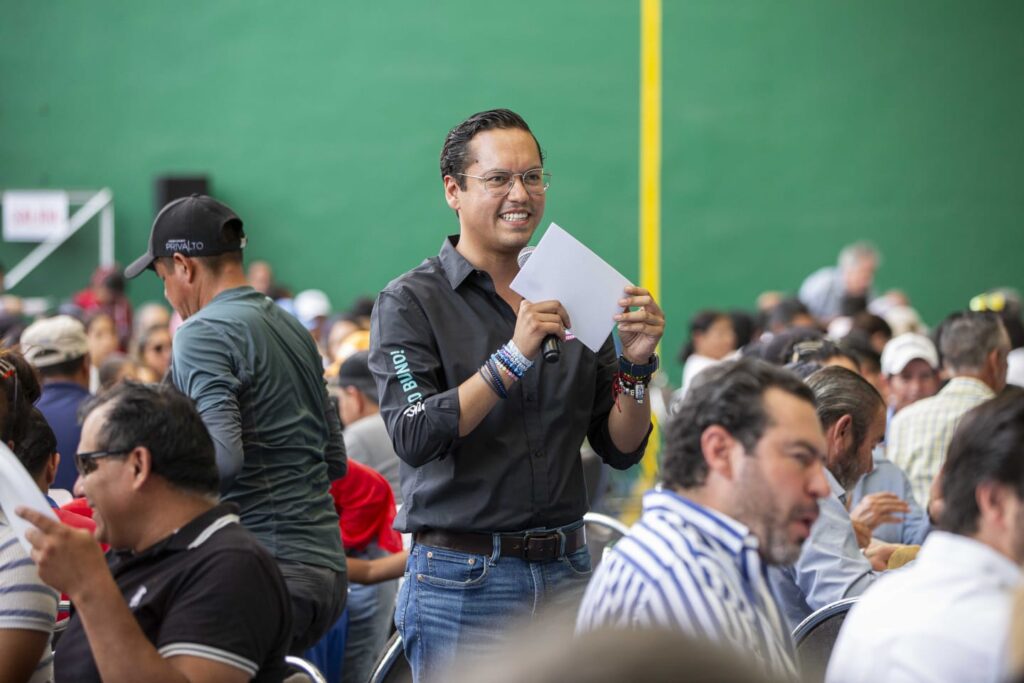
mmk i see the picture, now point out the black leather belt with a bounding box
[414,526,587,562]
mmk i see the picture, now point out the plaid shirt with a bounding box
[887,377,994,506]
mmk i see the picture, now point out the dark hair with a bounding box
[839,334,881,374]
[134,323,170,360]
[850,312,892,340]
[764,328,847,367]
[677,310,729,363]
[0,350,42,445]
[440,109,544,190]
[805,366,884,447]
[940,386,1024,535]
[38,354,88,379]
[15,407,56,479]
[729,310,757,349]
[83,309,114,333]
[81,382,219,496]
[97,352,134,391]
[767,298,814,332]
[662,358,816,489]
[939,311,1008,373]
[784,360,825,380]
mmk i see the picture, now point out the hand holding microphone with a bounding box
[516,246,566,363]
[512,299,571,363]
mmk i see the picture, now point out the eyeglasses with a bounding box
[457,168,550,197]
[74,449,131,475]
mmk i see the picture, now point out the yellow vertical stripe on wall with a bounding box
[628,0,662,521]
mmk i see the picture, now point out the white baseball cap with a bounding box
[881,333,939,376]
[20,315,89,368]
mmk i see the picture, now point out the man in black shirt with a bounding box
[369,108,664,681]
[19,382,291,683]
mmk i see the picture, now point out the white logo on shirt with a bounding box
[129,586,148,609]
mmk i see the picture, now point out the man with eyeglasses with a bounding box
[369,108,664,681]
[19,382,292,682]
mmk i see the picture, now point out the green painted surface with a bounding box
[2,2,1022,384]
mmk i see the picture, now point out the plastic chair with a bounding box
[791,597,858,683]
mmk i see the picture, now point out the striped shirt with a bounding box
[887,377,994,506]
[0,510,58,683]
[576,489,796,679]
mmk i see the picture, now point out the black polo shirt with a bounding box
[54,503,291,682]
[369,236,650,534]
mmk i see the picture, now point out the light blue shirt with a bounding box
[769,470,877,632]
[850,450,931,546]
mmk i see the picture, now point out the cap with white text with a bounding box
[124,194,246,279]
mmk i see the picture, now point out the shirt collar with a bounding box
[825,468,847,505]
[941,376,996,399]
[643,487,756,556]
[438,235,477,290]
[113,502,240,563]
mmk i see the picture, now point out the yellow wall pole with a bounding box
[628,0,662,520]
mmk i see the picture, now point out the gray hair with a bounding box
[805,366,884,447]
[838,242,880,271]
[940,312,1009,374]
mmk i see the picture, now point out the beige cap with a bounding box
[20,315,89,368]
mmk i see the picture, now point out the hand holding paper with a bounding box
[510,223,664,355]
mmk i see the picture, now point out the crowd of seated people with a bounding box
[1,235,1023,683]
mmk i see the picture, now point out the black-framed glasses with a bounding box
[457,168,550,197]
[74,449,131,475]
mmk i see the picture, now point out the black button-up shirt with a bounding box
[369,236,650,534]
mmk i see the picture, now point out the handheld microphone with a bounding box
[517,247,560,363]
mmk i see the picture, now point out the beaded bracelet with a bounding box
[480,357,509,399]
[611,354,660,409]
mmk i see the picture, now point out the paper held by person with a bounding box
[510,223,632,353]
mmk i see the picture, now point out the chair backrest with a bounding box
[368,631,412,683]
[792,597,858,683]
[583,512,630,570]
[284,655,328,683]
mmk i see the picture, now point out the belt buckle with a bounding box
[523,531,559,561]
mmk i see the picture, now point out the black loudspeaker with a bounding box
[154,176,209,213]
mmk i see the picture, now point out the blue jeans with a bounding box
[395,524,592,683]
[343,545,399,683]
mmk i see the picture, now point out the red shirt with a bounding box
[329,461,402,553]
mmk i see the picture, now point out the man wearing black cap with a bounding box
[124,194,347,652]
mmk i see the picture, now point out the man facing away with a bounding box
[124,194,346,651]
[19,314,93,492]
[888,311,1011,507]
[20,382,291,683]
[576,358,828,678]
[827,387,1024,683]
[369,108,664,681]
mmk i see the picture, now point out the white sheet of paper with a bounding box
[510,223,632,353]
[0,442,58,555]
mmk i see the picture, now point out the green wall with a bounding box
[3,2,1022,381]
